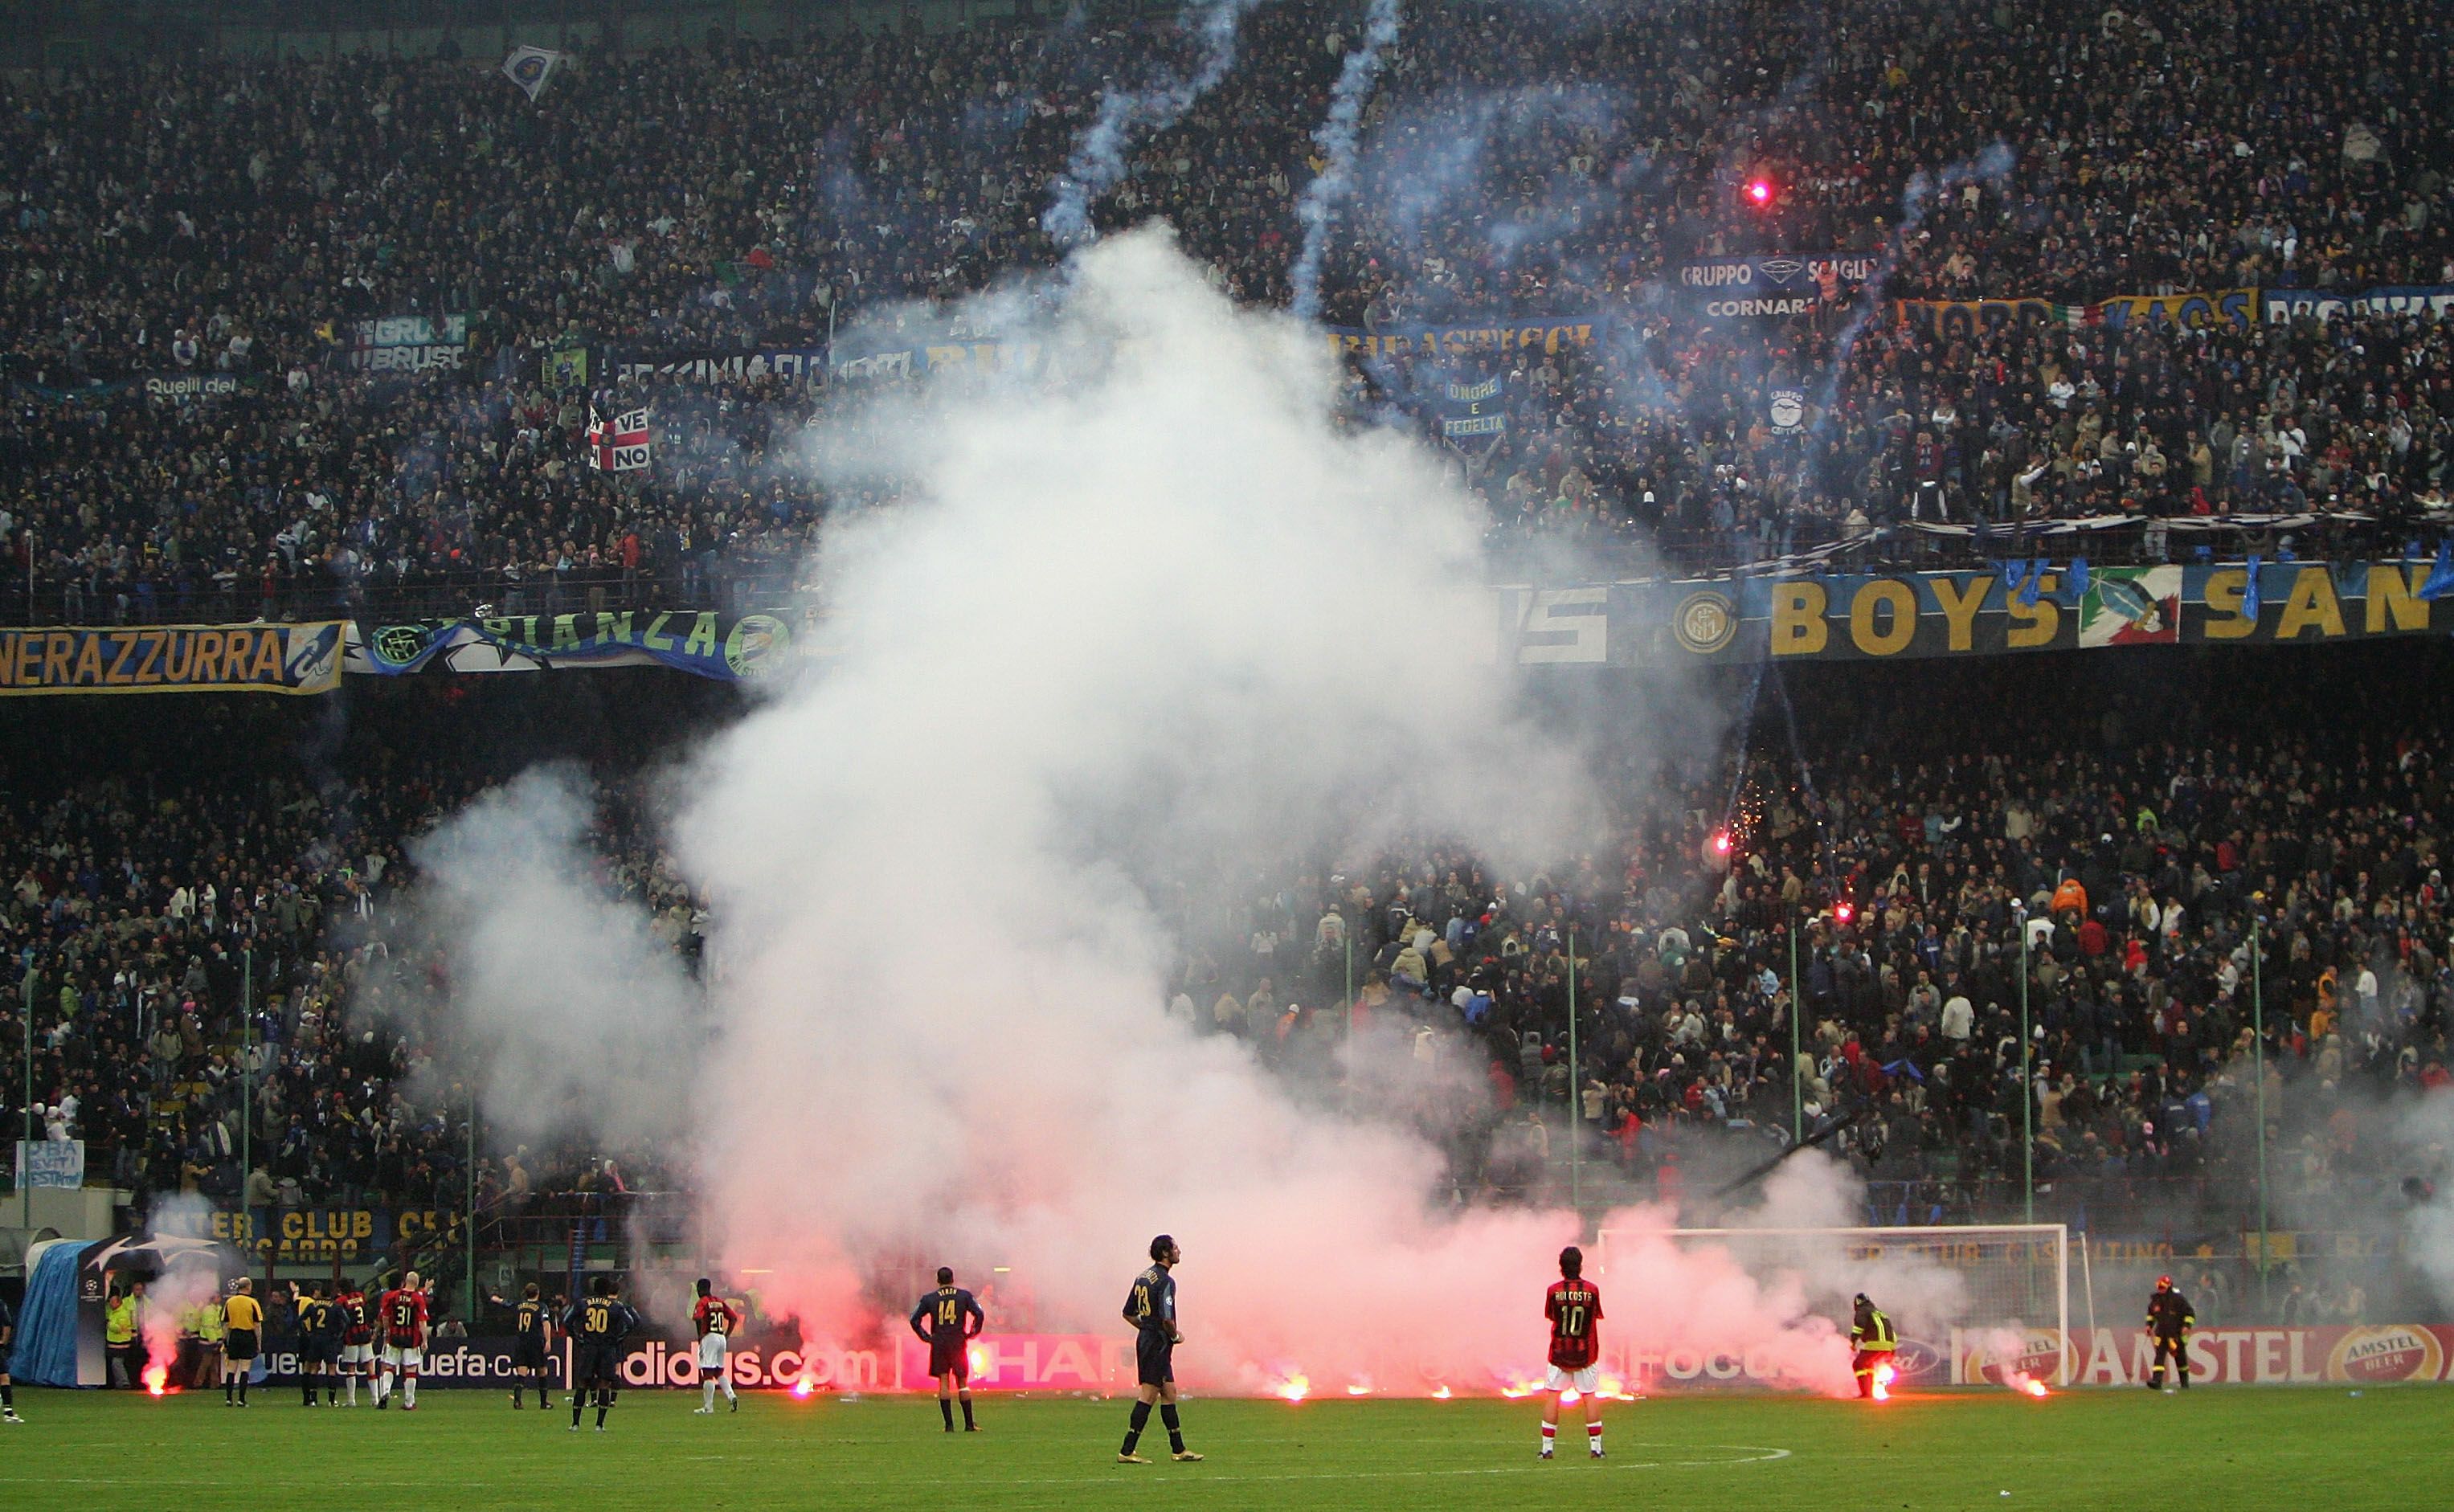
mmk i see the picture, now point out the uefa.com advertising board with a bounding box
[226,1324,2454,1392]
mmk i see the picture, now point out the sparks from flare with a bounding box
[1871,1363,1897,1402]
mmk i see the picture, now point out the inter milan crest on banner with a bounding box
[502,45,564,102]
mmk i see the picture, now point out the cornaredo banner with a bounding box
[345,609,792,682]
[0,622,343,697]
[1495,560,2454,667]
[1676,255,1877,320]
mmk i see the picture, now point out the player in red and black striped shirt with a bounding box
[1540,1246,1605,1459]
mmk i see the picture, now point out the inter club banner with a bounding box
[345,610,793,682]
[0,622,343,697]
[1493,560,2454,667]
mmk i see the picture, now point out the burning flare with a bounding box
[1271,1371,1311,1404]
[1871,1363,1897,1402]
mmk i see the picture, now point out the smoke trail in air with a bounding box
[1043,0,1266,246]
[397,225,1983,1396]
[1289,0,1401,321]
[1810,141,2016,423]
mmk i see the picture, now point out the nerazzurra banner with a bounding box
[0,622,343,697]
[346,610,793,682]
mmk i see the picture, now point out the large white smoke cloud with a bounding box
[411,227,1901,1393]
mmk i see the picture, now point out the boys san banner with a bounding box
[0,622,343,697]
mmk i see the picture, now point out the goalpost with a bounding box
[1599,1224,2073,1387]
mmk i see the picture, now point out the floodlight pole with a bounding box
[2018,911,2033,1225]
[2251,913,2270,1310]
[1566,925,1580,1217]
[241,948,253,1213]
[1789,912,1803,1146]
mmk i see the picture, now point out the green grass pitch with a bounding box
[0,1384,2429,1510]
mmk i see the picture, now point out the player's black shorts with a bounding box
[301,1337,337,1365]
[513,1336,548,1371]
[928,1338,971,1382]
[1135,1330,1174,1387]
[574,1344,623,1389]
[225,1329,260,1363]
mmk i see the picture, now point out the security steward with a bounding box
[2145,1275,2194,1391]
[1849,1293,1897,1399]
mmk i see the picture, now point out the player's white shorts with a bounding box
[697,1335,729,1371]
[340,1343,373,1366]
[381,1346,425,1371]
[1545,1363,1600,1393]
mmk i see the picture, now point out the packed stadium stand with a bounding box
[3,0,2452,1337]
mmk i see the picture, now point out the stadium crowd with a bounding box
[2,0,2450,622]
[0,687,704,1224]
[1192,652,2454,1261]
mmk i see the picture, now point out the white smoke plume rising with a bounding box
[407,226,1959,1395]
[1044,0,1265,245]
[141,1196,229,1393]
[1289,0,1402,321]
[404,770,699,1150]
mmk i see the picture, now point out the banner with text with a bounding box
[13,1139,84,1188]
[2262,284,2454,325]
[1678,255,1878,321]
[1492,561,2454,667]
[343,313,470,375]
[346,610,793,682]
[607,345,830,386]
[0,622,343,697]
[153,1203,464,1265]
[1324,316,1604,362]
[1962,1324,2454,1387]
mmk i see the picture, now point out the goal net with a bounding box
[1599,1224,2072,1388]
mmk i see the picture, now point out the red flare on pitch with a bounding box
[790,1377,815,1400]
[1871,1363,1896,1403]
[143,1363,170,1396]
[1430,1385,1454,1400]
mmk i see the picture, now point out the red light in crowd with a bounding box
[1834,901,1854,925]
[1712,830,1732,855]
[1747,179,1773,205]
